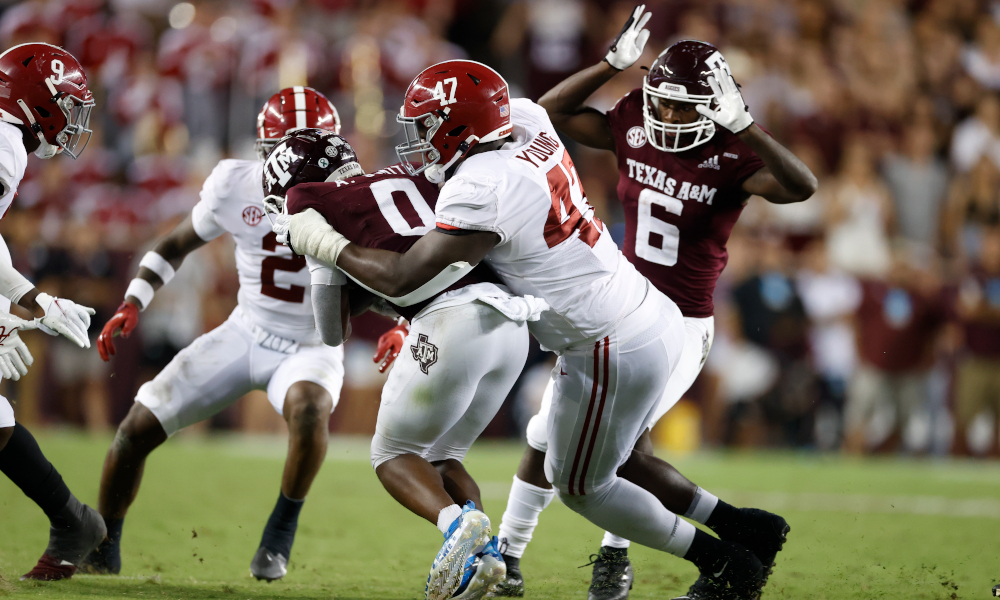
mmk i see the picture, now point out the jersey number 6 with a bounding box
[261,231,306,302]
[635,188,683,266]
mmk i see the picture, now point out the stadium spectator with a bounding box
[882,125,949,250]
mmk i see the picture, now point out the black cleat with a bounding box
[585,546,633,600]
[672,541,764,600]
[495,552,524,597]
[718,509,789,586]
[78,535,121,575]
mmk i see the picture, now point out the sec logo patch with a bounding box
[243,206,264,226]
[626,126,646,148]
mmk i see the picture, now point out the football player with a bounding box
[263,129,547,600]
[496,7,818,599]
[273,59,779,600]
[0,42,106,582]
[82,87,345,582]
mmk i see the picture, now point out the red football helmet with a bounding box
[643,40,730,152]
[256,86,341,160]
[0,43,95,159]
[396,60,511,183]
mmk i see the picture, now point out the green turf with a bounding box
[2,433,999,599]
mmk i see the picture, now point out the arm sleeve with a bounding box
[0,235,34,304]
[434,175,508,243]
[191,167,226,241]
[310,283,346,347]
[306,256,346,286]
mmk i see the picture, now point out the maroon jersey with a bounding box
[607,89,766,317]
[285,164,500,320]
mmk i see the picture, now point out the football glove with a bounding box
[605,4,652,71]
[695,67,754,134]
[373,319,409,373]
[0,313,37,381]
[97,301,140,362]
[35,293,96,349]
[263,194,290,245]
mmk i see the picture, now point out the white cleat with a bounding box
[426,502,493,600]
[250,547,288,581]
[453,536,507,600]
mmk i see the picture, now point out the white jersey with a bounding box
[0,122,27,221]
[191,159,318,343]
[435,98,650,352]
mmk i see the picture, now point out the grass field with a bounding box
[2,432,998,599]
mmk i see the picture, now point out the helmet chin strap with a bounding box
[424,136,477,184]
[16,99,60,159]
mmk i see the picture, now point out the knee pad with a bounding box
[525,413,548,453]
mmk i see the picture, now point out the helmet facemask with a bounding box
[17,86,95,159]
[396,110,445,176]
[641,80,715,153]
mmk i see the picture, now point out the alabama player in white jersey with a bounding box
[0,42,107,582]
[81,87,344,582]
[276,61,772,599]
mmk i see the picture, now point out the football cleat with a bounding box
[78,536,121,575]
[452,536,506,599]
[425,501,493,600]
[586,546,633,600]
[495,548,524,597]
[672,541,764,600]
[250,547,288,582]
[716,509,790,587]
[23,497,107,581]
[20,555,77,581]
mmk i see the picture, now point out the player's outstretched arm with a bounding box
[538,5,651,151]
[335,229,500,298]
[97,215,209,360]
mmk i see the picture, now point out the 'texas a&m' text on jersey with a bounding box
[607,89,765,318]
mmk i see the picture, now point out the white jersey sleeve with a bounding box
[198,159,319,343]
[190,166,227,241]
[436,98,651,352]
[0,122,27,221]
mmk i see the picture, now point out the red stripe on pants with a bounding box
[578,337,611,495]
[567,339,603,495]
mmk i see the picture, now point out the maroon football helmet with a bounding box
[261,128,362,212]
[256,86,341,160]
[642,40,730,152]
[0,43,95,159]
[396,60,511,183]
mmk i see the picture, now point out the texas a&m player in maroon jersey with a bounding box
[495,6,818,600]
[264,129,548,599]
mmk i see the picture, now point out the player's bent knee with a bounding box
[0,426,13,452]
[525,413,548,453]
[283,382,333,431]
[115,403,167,457]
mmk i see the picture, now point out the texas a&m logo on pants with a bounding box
[411,334,438,374]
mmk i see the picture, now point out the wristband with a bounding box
[125,278,155,311]
[139,251,176,285]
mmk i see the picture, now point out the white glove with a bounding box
[263,194,291,245]
[35,292,96,349]
[695,67,754,134]
[605,4,651,71]
[0,313,37,380]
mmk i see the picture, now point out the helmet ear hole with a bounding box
[447,125,467,137]
[34,106,50,118]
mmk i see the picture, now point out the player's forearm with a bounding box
[311,284,347,346]
[336,244,431,298]
[125,215,207,307]
[738,125,818,203]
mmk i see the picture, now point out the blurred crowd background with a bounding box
[2,0,1000,458]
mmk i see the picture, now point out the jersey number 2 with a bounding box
[636,188,683,266]
[544,150,603,248]
[261,231,306,303]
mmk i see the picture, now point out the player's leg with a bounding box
[81,318,258,574]
[252,343,343,581]
[0,416,106,581]
[372,304,526,600]
[545,304,767,600]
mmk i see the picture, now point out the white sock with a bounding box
[558,477,696,558]
[496,476,556,558]
[601,531,631,549]
[683,487,719,525]
[437,504,463,535]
